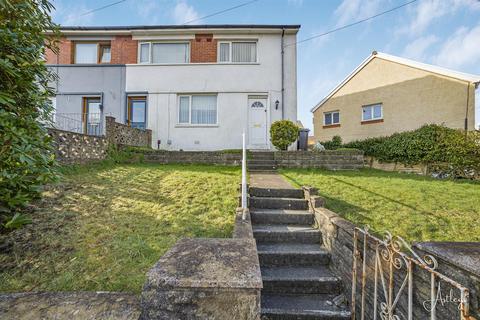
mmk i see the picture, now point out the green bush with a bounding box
[343,124,480,178]
[270,120,299,150]
[319,135,343,150]
[0,1,59,216]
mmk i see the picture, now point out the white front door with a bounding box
[248,97,268,148]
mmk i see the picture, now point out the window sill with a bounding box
[323,124,341,129]
[175,124,219,128]
[361,119,384,125]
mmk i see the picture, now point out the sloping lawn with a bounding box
[281,168,480,242]
[0,163,240,293]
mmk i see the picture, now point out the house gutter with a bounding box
[281,28,285,120]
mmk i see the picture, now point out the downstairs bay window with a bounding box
[178,95,217,125]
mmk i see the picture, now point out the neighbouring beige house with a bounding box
[312,51,480,143]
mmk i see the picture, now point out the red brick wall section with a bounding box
[191,34,217,63]
[45,37,72,64]
[111,36,138,64]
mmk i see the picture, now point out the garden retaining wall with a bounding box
[143,151,243,165]
[365,156,428,174]
[274,150,364,169]
[143,150,364,169]
[303,187,480,319]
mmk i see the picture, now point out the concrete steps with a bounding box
[250,197,309,210]
[249,187,304,199]
[257,243,330,267]
[249,152,276,171]
[251,209,314,225]
[261,266,342,294]
[253,225,322,244]
[249,184,351,320]
[261,293,351,320]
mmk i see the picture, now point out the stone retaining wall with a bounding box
[143,151,242,165]
[48,128,108,164]
[274,150,364,169]
[105,116,152,147]
[143,150,364,169]
[303,187,479,319]
[365,156,428,174]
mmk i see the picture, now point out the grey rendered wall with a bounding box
[49,65,126,122]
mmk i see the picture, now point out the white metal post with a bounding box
[241,132,247,220]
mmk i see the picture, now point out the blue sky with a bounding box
[52,0,480,131]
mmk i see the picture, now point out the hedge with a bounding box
[338,125,480,178]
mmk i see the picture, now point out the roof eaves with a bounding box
[311,51,480,113]
[58,24,301,31]
[310,53,375,113]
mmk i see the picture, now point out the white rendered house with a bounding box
[46,25,300,150]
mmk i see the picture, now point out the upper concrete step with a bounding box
[248,160,277,165]
[257,243,330,267]
[251,209,314,225]
[250,152,275,160]
[261,266,342,294]
[249,187,304,199]
[261,293,351,320]
[253,225,321,244]
[250,197,308,210]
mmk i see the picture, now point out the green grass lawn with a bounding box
[281,168,480,242]
[0,163,240,293]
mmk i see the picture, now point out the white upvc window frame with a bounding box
[138,41,190,64]
[324,110,340,126]
[177,94,218,126]
[362,103,383,122]
[217,40,258,63]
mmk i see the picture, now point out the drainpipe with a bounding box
[281,28,285,120]
[465,82,470,133]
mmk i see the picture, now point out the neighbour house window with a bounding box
[362,103,383,121]
[82,97,102,135]
[127,96,147,130]
[139,43,150,63]
[218,41,257,63]
[74,43,111,64]
[99,44,111,63]
[324,111,340,126]
[178,95,217,125]
[139,42,190,63]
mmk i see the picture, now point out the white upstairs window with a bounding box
[139,42,189,64]
[217,41,257,63]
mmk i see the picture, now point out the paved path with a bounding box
[249,172,294,189]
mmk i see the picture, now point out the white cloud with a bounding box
[334,0,384,26]
[434,24,480,69]
[400,0,480,36]
[402,35,439,60]
[172,0,200,25]
[52,0,94,26]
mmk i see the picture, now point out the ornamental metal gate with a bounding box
[351,227,471,320]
